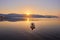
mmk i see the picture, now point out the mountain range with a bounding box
[0,13,58,18]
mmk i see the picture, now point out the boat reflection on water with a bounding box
[30,23,35,30]
[26,18,36,30]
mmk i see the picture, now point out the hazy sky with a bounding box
[0,0,60,16]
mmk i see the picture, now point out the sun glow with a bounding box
[25,10,31,22]
[26,12,30,16]
[26,18,30,22]
[20,7,33,16]
[25,10,31,16]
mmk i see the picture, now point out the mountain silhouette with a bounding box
[0,13,58,18]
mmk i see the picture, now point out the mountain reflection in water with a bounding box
[0,17,43,22]
[0,17,26,22]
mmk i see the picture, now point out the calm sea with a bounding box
[0,18,60,40]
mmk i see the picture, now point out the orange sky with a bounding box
[0,6,59,16]
[0,0,60,17]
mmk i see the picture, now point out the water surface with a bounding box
[0,18,60,40]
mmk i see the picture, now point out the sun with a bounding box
[26,12,30,16]
[25,10,31,16]
[25,10,32,16]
